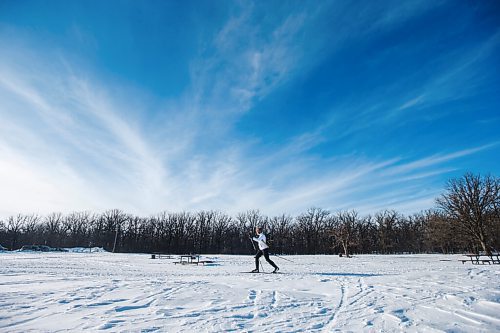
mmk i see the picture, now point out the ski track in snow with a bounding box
[0,253,499,332]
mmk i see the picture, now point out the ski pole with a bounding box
[249,236,256,251]
[273,254,294,263]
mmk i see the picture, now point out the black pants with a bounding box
[255,248,278,270]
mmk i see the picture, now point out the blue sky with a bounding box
[0,0,499,218]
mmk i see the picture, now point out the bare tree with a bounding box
[332,210,359,257]
[6,215,26,249]
[193,211,211,254]
[62,212,91,247]
[0,219,5,247]
[267,214,294,254]
[436,173,499,255]
[44,213,63,247]
[22,214,41,245]
[237,210,266,230]
[211,211,232,253]
[375,210,400,254]
[350,215,375,254]
[101,209,128,252]
[423,210,467,254]
[296,208,331,254]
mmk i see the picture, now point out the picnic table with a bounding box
[174,255,214,265]
[461,253,500,265]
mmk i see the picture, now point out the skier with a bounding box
[251,227,279,273]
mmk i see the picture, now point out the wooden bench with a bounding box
[151,253,173,259]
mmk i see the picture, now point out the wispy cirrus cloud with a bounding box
[392,30,500,115]
[293,28,500,154]
[0,1,498,219]
[382,144,498,177]
[190,4,309,119]
[0,40,174,212]
[0,48,495,218]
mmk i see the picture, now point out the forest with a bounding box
[1,173,498,255]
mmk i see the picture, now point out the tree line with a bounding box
[1,173,498,255]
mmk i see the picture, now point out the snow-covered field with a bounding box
[1,252,499,332]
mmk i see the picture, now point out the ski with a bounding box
[240,271,283,274]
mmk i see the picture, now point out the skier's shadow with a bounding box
[315,272,384,277]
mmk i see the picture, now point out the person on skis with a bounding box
[251,227,279,273]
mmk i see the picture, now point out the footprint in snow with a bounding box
[248,289,257,301]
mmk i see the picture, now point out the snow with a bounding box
[13,246,107,253]
[0,253,499,332]
[65,247,107,253]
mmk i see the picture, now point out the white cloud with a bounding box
[398,95,425,111]
[0,53,170,216]
[383,144,497,176]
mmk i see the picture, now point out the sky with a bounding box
[0,0,499,218]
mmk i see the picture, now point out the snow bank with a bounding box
[0,253,499,332]
[17,245,67,252]
[65,247,107,253]
[12,246,107,253]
